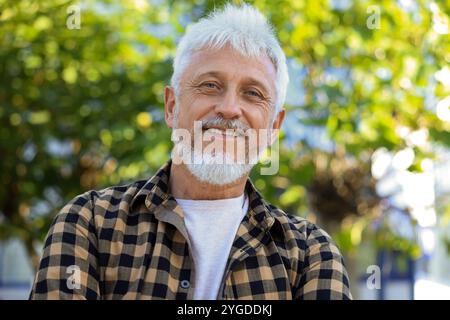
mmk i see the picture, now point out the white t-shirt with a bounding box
[175,193,249,300]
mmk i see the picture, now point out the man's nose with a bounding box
[214,90,242,119]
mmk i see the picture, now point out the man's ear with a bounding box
[269,108,285,145]
[164,86,176,128]
[272,108,285,130]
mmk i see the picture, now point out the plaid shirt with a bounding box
[30,160,351,300]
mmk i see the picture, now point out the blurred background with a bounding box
[1,0,449,300]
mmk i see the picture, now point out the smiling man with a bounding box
[30,4,351,300]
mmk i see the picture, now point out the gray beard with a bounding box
[184,148,254,185]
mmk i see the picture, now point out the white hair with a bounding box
[170,3,289,114]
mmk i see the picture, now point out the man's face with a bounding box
[165,44,284,136]
[164,45,285,184]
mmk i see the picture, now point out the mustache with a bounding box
[200,116,250,132]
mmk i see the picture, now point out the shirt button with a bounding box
[180,280,190,289]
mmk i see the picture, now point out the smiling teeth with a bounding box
[206,128,239,137]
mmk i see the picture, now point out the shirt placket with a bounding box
[217,211,274,299]
[152,201,196,300]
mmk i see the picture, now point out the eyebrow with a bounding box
[193,71,272,96]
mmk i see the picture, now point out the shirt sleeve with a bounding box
[29,192,101,300]
[294,225,352,300]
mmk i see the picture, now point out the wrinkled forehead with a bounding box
[182,45,277,92]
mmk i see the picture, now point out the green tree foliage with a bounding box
[1,0,449,268]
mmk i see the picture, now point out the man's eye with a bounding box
[245,90,261,98]
[202,82,219,89]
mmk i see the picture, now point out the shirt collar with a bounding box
[130,159,280,233]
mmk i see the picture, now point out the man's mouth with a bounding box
[202,127,242,138]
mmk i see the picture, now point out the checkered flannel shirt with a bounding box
[30,160,352,300]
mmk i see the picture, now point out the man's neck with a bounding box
[169,163,248,200]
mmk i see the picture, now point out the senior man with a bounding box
[30,4,351,300]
